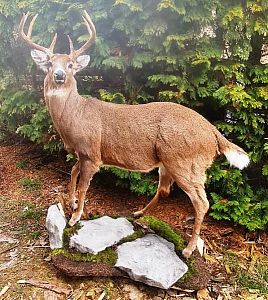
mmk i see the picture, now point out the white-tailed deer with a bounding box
[18,11,249,257]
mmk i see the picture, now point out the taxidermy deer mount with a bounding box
[18,11,249,258]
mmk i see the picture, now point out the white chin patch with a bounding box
[46,89,67,97]
[54,79,65,84]
[224,149,250,170]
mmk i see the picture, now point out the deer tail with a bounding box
[214,129,250,170]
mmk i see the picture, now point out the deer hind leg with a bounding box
[173,173,209,258]
[69,158,99,226]
[133,165,174,217]
[69,160,80,210]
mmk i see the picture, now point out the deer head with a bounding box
[18,11,96,85]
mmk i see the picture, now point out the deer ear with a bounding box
[31,49,50,73]
[73,55,90,73]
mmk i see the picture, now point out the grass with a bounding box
[30,230,41,239]
[18,177,41,192]
[224,250,268,294]
[16,160,28,169]
[19,202,42,221]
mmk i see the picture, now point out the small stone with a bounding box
[46,204,67,249]
[70,216,134,254]
[116,234,188,290]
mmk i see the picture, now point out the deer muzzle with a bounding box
[54,69,66,84]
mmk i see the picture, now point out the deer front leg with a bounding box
[69,159,99,226]
[69,160,80,210]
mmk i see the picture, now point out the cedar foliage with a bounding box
[0,0,267,230]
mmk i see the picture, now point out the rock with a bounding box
[116,234,188,290]
[69,216,134,254]
[46,204,67,249]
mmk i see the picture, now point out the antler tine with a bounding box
[71,10,96,58]
[27,13,38,37]
[49,33,58,53]
[18,12,54,56]
[67,35,74,54]
[18,12,29,36]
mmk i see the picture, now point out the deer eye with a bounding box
[68,63,73,69]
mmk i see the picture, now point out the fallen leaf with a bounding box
[197,288,212,300]
[225,264,232,274]
[204,252,218,264]
[0,282,11,297]
[97,291,106,300]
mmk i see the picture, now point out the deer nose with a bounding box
[54,70,66,83]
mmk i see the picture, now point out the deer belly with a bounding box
[101,145,159,173]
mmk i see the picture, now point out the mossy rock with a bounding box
[51,215,210,290]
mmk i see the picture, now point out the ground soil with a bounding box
[0,142,267,300]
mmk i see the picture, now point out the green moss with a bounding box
[175,256,196,284]
[139,216,186,252]
[62,222,83,248]
[52,247,118,266]
[126,216,135,223]
[118,229,145,245]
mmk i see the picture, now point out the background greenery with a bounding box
[0,0,267,230]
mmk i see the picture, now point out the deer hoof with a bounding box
[133,210,144,218]
[182,247,193,258]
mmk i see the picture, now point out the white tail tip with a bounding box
[224,149,250,170]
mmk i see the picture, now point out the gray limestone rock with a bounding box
[115,234,188,290]
[69,216,134,254]
[46,204,67,249]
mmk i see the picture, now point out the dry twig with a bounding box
[17,279,72,296]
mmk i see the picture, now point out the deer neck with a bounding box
[44,75,80,133]
[44,76,78,116]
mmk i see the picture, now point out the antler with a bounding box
[68,10,96,59]
[18,12,57,56]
